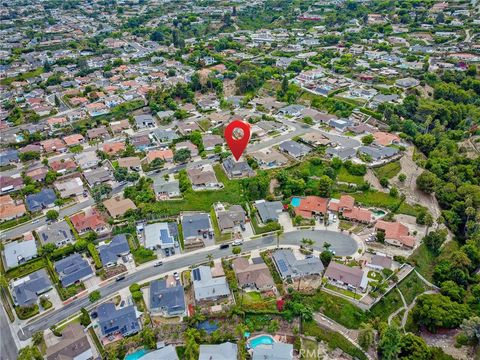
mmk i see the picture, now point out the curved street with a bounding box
[18,230,358,340]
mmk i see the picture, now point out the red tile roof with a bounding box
[295,196,329,218]
[375,220,415,247]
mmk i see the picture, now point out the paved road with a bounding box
[0,305,17,360]
[18,230,358,339]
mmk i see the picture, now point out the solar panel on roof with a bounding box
[277,259,289,273]
[192,268,200,281]
[159,229,174,244]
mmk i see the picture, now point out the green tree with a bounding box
[32,331,44,346]
[398,173,407,182]
[184,328,200,360]
[378,324,401,360]
[380,177,389,188]
[416,171,438,193]
[17,346,42,360]
[376,230,385,243]
[398,333,431,360]
[46,210,59,221]
[361,134,374,145]
[173,148,191,163]
[141,327,156,349]
[318,175,333,197]
[232,246,241,255]
[89,290,101,303]
[358,324,374,351]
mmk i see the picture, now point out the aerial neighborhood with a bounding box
[0,1,479,360]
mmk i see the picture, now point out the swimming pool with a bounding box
[125,349,148,360]
[290,197,302,207]
[248,335,275,348]
[372,209,386,217]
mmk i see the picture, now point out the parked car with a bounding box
[173,272,180,281]
[154,261,163,267]
[115,275,125,282]
[219,243,229,249]
[232,239,243,246]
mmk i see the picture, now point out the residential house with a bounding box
[222,157,255,179]
[103,196,137,218]
[181,213,213,244]
[40,138,67,153]
[0,195,26,221]
[86,126,110,141]
[83,164,114,188]
[373,132,401,146]
[329,118,354,132]
[324,261,368,292]
[152,129,179,144]
[199,342,237,360]
[252,343,293,360]
[63,134,85,147]
[139,346,178,360]
[329,195,373,224]
[272,249,324,280]
[117,157,141,171]
[251,149,288,169]
[50,158,77,174]
[192,265,230,302]
[144,222,178,251]
[86,102,109,117]
[26,188,57,212]
[254,200,284,223]
[300,132,331,147]
[54,177,84,198]
[176,121,201,135]
[97,303,141,337]
[395,77,420,89]
[325,147,356,160]
[70,208,108,235]
[215,204,246,233]
[0,149,18,166]
[153,177,180,199]
[294,196,329,219]
[46,323,94,360]
[278,104,305,117]
[232,257,275,292]
[3,239,38,269]
[146,149,174,163]
[110,119,131,135]
[75,150,100,170]
[367,254,393,271]
[37,221,74,247]
[54,253,94,287]
[187,165,221,190]
[375,220,416,248]
[358,145,399,161]
[278,141,311,158]
[25,165,48,181]
[102,141,125,156]
[254,97,286,112]
[11,269,52,307]
[149,278,186,316]
[98,234,130,267]
[202,134,223,151]
[176,141,198,157]
[134,114,156,129]
[0,176,24,194]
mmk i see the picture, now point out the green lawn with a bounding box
[1,67,44,85]
[397,272,428,305]
[337,166,365,185]
[369,288,403,323]
[325,284,362,300]
[350,190,425,217]
[5,258,45,281]
[142,165,245,215]
[373,161,401,179]
[301,338,319,360]
[367,271,383,281]
[302,290,367,329]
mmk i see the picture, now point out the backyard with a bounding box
[373,161,401,179]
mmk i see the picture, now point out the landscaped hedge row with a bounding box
[87,243,102,269]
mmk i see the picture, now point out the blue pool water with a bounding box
[197,320,219,334]
[125,349,148,360]
[249,335,275,348]
[291,197,302,207]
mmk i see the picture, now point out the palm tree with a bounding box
[323,242,331,251]
[206,253,213,265]
[276,229,283,249]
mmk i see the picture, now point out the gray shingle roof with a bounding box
[37,221,74,246]
[140,346,179,360]
[12,269,52,307]
[54,253,93,287]
[278,141,311,158]
[252,342,293,360]
[3,239,38,269]
[181,213,211,240]
[98,234,130,266]
[26,188,57,211]
[149,279,186,315]
[358,145,398,160]
[199,342,237,360]
[222,157,255,177]
[97,303,140,337]
[255,200,283,223]
[272,249,324,279]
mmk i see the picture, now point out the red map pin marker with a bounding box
[224,120,251,161]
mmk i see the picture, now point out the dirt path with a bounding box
[393,147,442,219]
[364,168,385,192]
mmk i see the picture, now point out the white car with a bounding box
[232,240,243,246]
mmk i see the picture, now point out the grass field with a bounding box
[325,284,362,300]
[369,288,403,323]
[337,166,365,185]
[302,290,367,329]
[397,271,428,304]
[1,67,44,85]
[408,241,458,282]
[373,161,401,179]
